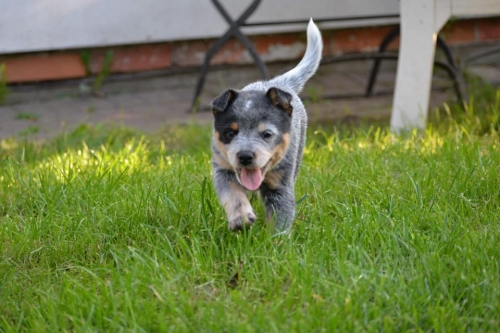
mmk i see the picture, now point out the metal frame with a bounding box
[365,26,466,102]
[319,52,465,101]
[192,0,268,110]
[461,45,500,69]
[192,1,466,110]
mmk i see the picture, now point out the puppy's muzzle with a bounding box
[237,150,254,167]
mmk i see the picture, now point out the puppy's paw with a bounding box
[228,211,256,232]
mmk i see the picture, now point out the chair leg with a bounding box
[213,0,268,78]
[365,24,466,104]
[436,36,467,102]
[191,30,235,111]
[191,0,267,111]
[365,26,400,96]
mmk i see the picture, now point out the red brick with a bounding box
[321,31,334,57]
[255,33,313,62]
[440,19,476,44]
[331,26,395,55]
[386,35,400,51]
[2,17,499,85]
[90,44,171,74]
[255,34,303,53]
[211,39,248,65]
[171,40,208,67]
[477,18,500,41]
[172,39,249,67]
[1,53,86,83]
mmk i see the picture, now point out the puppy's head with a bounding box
[212,87,293,191]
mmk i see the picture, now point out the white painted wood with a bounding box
[0,0,399,54]
[435,0,452,32]
[451,0,500,16]
[391,1,445,132]
[391,0,500,132]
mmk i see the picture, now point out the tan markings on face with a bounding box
[258,122,266,133]
[264,170,284,189]
[230,122,239,131]
[212,152,233,170]
[268,133,290,169]
[214,130,228,157]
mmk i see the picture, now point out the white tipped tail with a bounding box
[270,18,323,94]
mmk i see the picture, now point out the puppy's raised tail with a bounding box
[270,19,323,94]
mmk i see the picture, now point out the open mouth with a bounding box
[238,163,269,191]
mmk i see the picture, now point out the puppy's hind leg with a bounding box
[260,184,296,233]
[214,169,256,231]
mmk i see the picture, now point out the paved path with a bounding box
[1,55,498,140]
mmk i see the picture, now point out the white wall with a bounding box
[0,0,400,54]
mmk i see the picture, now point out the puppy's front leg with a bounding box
[260,184,296,233]
[213,168,256,231]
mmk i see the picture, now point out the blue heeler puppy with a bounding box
[211,19,323,233]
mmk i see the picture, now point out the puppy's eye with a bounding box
[225,130,238,140]
[262,130,274,139]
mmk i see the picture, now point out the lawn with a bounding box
[1,88,499,332]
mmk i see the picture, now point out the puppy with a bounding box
[211,19,323,232]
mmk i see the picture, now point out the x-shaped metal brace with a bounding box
[191,0,269,110]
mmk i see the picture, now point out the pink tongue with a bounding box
[241,168,263,191]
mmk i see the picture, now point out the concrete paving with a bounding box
[1,48,498,140]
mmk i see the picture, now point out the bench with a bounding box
[192,0,500,132]
[391,0,500,132]
[191,0,467,123]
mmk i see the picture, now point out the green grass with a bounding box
[1,88,500,332]
[15,112,39,121]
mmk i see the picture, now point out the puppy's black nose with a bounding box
[237,151,254,166]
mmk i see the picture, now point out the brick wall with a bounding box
[1,17,499,84]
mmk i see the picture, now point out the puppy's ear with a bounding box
[212,89,238,115]
[266,87,293,116]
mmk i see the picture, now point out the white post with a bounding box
[390,0,450,132]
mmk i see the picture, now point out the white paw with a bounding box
[228,210,256,231]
